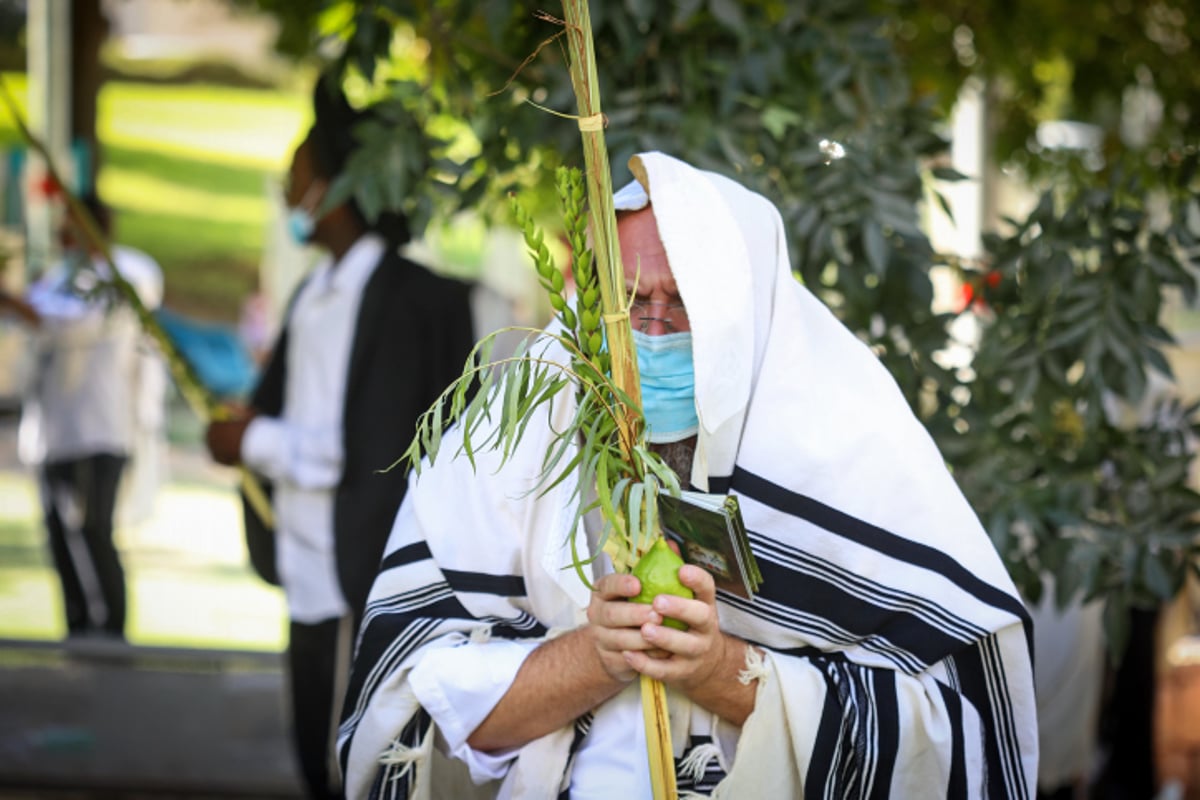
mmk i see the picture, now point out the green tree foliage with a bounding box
[252,0,1200,654]
[946,166,1200,633]
[892,0,1199,171]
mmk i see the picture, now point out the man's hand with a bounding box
[622,564,760,726]
[585,572,661,683]
[622,564,726,689]
[205,410,254,466]
[0,289,41,327]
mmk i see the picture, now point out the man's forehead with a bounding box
[617,206,664,247]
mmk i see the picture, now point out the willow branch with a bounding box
[0,77,274,529]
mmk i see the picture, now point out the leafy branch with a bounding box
[401,167,677,581]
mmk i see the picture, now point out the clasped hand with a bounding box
[586,563,728,695]
[205,404,254,466]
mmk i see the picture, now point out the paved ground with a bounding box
[0,410,302,797]
[0,639,301,798]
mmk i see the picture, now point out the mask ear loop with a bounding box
[296,179,327,214]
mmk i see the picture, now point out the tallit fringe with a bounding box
[469,625,492,644]
[378,736,426,780]
[678,741,722,783]
[738,645,767,685]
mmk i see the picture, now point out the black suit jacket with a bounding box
[243,247,475,621]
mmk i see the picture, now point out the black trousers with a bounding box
[40,453,128,636]
[288,615,354,800]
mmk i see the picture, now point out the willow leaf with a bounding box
[540,422,582,493]
[647,489,660,552]
[637,445,682,498]
[499,359,526,463]
[430,388,443,460]
[595,442,613,527]
[628,482,645,556]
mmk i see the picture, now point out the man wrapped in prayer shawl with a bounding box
[338,152,1038,799]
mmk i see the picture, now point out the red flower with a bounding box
[957,282,976,312]
[956,277,991,314]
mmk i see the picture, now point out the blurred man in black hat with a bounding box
[205,76,475,799]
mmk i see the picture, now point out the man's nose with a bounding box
[636,299,675,336]
[641,316,671,336]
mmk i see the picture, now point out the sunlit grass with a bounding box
[1,72,309,320]
[99,81,309,171]
[101,166,269,228]
[0,468,287,652]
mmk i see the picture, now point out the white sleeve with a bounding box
[241,416,342,489]
[408,639,539,783]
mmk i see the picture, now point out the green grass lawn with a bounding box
[2,73,310,320]
[0,457,288,651]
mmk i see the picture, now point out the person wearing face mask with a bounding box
[336,152,1037,799]
[203,74,475,800]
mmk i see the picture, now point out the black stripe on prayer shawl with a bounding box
[378,543,531,599]
[378,540,433,572]
[338,578,547,773]
[807,664,844,799]
[749,531,984,667]
[558,713,595,800]
[834,662,868,797]
[938,682,968,798]
[442,569,528,597]
[705,474,732,495]
[346,591,546,737]
[341,615,443,769]
[802,660,912,800]
[730,466,1035,655]
[981,633,1027,800]
[752,530,989,644]
[952,635,1029,800]
[720,589,927,674]
[869,667,900,799]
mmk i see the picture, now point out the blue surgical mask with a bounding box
[287,206,315,245]
[633,330,698,444]
[286,181,324,245]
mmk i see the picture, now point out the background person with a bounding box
[1,191,163,640]
[204,75,475,800]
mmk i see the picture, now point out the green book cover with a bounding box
[659,491,761,599]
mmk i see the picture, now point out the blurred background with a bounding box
[0,0,1198,798]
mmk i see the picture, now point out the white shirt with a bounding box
[241,234,385,623]
[408,634,738,798]
[19,245,164,464]
[405,498,740,797]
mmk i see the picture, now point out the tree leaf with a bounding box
[863,219,888,276]
[708,0,745,32]
[1102,596,1130,666]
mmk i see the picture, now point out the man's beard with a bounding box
[651,435,697,485]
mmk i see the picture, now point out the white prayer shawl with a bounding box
[338,153,1037,799]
